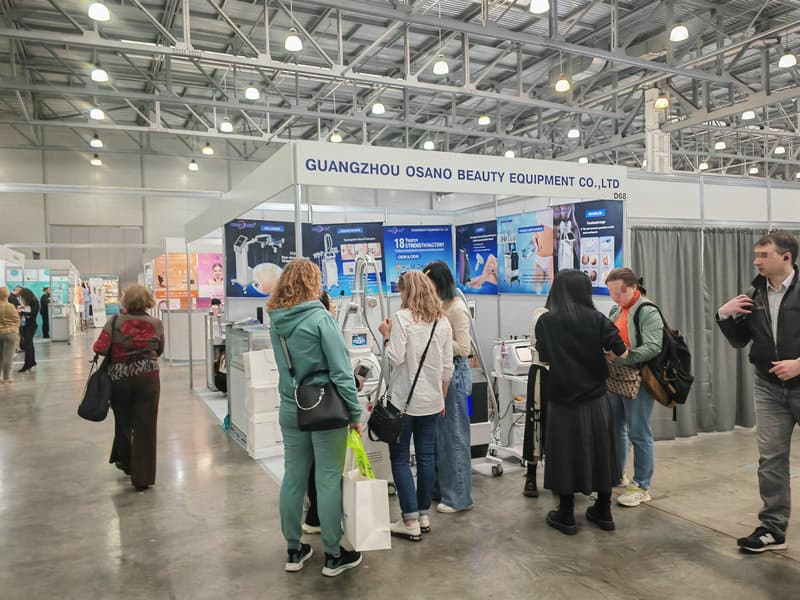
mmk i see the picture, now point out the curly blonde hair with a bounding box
[398,270,443,323]
[267,259,323,311]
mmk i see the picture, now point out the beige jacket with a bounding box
[0,301,20,335]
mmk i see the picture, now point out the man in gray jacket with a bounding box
[717,231,800,553]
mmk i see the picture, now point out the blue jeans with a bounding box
[390,413,439,520]
[437,357,473,509]
[608,387,655,490]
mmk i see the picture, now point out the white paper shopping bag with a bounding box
[342,469,391,552]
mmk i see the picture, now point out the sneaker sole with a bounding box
[739,543,788,553]
[420,525,431,533]
[546,514,578,536]
[391,531,423,542]
[322,554,363,577]
[523,488,539,498]
[617,494,651,507]
[285,548,313,572]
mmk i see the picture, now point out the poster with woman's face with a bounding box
[197,253,225,304]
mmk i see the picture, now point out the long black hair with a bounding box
[546,270,594,320]
[423,260,456,303]
[18,287,37,307]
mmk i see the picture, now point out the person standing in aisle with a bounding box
[10,287,21,351]
[93,284,164,492]
[424,261,474,514]
[82,282,91,328]
[521,305,549,498]
[379,271,453,541]
[605,268,664,508]
[267,260,363,577]
[535,270,628,535]
[717,231,800,553]
[40,287,51,339]
[8,286,20,307]
[17,288,39,373]
[0,287,20,384]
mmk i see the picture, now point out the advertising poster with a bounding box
[100,276,120,315]
[302,222,385,295]
[496,209,554,295]
[454,221,498,295]
[383,225,454,293]
[88,277,107,327]
[197,253,225,306]
[153,254,198,308]
[51,276,70,305]
[224,219,296,298]
[553,200,624,295]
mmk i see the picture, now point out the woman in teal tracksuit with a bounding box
[267,259,363,578]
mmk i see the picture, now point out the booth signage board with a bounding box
[154,254,198,307]
[224,219,296,298]
[88,278,107,327]
[383,225,454,293]
[294,141,629,201]
[455,221,498,295]
[6,267,23,288]
[197,253,225,306]
[302,222,385,295]
[496,209,554,295]
[51,276,70,305]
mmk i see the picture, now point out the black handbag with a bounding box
[368,320,438,444]
[279,336,350,432]
[78,316,118,422]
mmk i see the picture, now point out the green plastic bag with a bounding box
[347,430,375,479]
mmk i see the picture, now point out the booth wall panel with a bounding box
[770,187,800,224]
[626,179,701,220]
[703,184,768,223]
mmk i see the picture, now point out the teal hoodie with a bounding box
[268,300,361,422]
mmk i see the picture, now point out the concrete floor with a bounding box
[2,334,800,600]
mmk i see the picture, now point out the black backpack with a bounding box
[633,302,694,421]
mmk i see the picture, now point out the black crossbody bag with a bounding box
[78,315,118,422]
[279,336,350,431]
[368,320,438,444]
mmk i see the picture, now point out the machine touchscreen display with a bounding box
[351,333,368,347]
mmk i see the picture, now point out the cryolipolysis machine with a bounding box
[232,233,285,288]
[558,220,576,270]
[314,233,339,290]
[498,231,519,287]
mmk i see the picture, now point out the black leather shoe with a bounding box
[523,478,539,498]
[17,368,29,373]
[546,509,577,535]
[134,485,150,492]
[586,504,616,531]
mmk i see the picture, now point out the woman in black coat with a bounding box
[535,270,628,535]
[17,288,39,373]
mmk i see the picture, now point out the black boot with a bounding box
[586,492,615,531]
[546,494,577,535]
[523,463,538,498]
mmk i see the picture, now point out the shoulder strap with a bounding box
[632,301,665,347]
[404,319,438,412]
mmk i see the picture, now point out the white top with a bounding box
[766,270,795,343]
[445,298,472,357]
[386,309,454,416]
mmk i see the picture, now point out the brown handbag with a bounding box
[607,362,641,400]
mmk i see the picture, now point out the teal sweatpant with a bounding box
[279,409,348,556]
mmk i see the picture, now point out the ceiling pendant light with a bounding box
[504,150,515,158]
[698,161,709,171]
[89,134,103,148]
[577,157,588,164]
[749,166,759,175]
[669,24,689,43]
[329,129,343,143]
[714,141,726,151]
[90,66,109,83]
[90,154,103,167]
[433,54,449,76]
[654,92,670,110]
[219,117,233,133]
[529,0,550,15]
[642,159,647,168]
[567,128,580,139]
[188,159,199,172]
[554,74,571,93]
[89,107,105,120]
[423,139,435,151]
[88,1,110,22]
[244,84,260,100]
[202,142,214,156]
[371,100,386,115]
[284,28,303,52]
[775,145,786,155]
[742,110,756,121]
[778,49,797,70]
[478,114,491,126]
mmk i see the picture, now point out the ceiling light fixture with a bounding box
[245,84,260,100]
[778,49,797,69]
[567,128,580,139]
[578,157,588,164]
[371,100,386,115]
[749,166,759,175]
[698,161,709,171]
[504,150,515,158]
[741,110,756,121]
[90,154,103,167]
[775,145,786,155]
[90,66,109,83]
[714,141,726,151]
[554,74,571,93]
[88,1,110,22]
[654,92,670,110]
[89,107,105,120]
[796,172,800,180]
[90,134,103,148]
[188,159,199,172]
[329,129,343,143]
[433,54,449,76]
[219,117,233,133]
[284,28,303,53]
[478,114,491,126]
[529,0,550,15]
[642,159,647,168]
[669,24,689,43]
[423,139,435,150]
[202,142,214,156]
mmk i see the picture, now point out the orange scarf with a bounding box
[615,289,641,348]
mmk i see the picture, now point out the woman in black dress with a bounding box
[535,270,628,534]
[17,288,40,373]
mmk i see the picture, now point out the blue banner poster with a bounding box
[383,225,454,293]
[454,221,498,295]
[224,219,296,298]
[302,222,385,296]
[496,209,555,295]
[552,200,624,295]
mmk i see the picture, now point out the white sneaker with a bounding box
[617,485,651,507]
[419,515,431,533]
[390,519,422,542]
[436,503,473,514]
[302,523,321,534]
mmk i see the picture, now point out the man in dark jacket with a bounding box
[717,231,800,554]
[40,287,51,339]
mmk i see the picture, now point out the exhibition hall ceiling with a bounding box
[0,0,798,179]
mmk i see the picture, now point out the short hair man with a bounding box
[717,231,800,553]
[40,287,51,339]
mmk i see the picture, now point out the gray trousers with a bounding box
[0,332,16,380]
[754,377,800,535]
